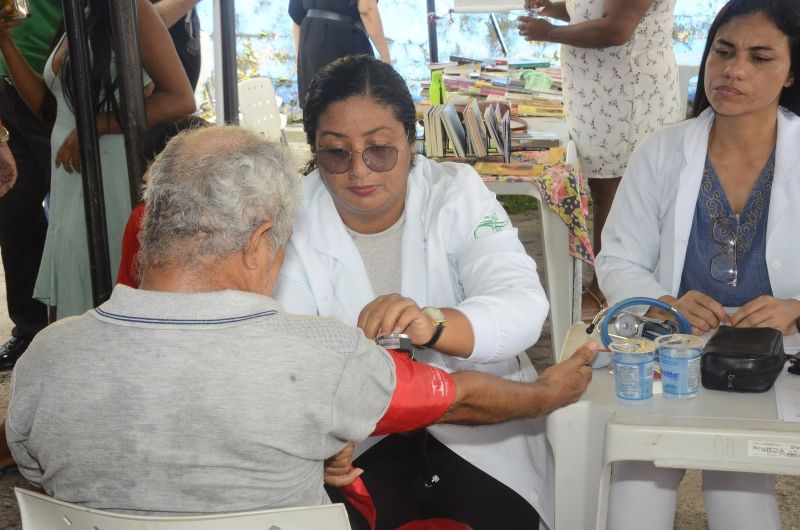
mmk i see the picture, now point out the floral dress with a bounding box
[562,0,681,179]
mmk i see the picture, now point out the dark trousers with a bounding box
[0,79,50,339]
[327,432,540,530]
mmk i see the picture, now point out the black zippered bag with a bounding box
[701,326,786,392]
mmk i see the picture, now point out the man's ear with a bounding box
[243,220,274,270]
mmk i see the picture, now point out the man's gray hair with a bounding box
[140,126,300,268]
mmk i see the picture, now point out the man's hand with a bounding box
[661,292,728,335]
[323,442,363,488]
[358,294,434,346]
[0,143,17,197]
[535,340,596,413]
[517,16,555,42]
[55,129,81,174]
[729,296,800,335]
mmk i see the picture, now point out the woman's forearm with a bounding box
[428,308,475,359]
[152,0,199,29]
[0,41,48,120]
[544,1,570,22]
[357,0,390,62]
[95,89,195,136]
[292,22,300,58]
[546,17,635,47]
[535,0,655,48]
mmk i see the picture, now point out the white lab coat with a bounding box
[274,155,554,528]
[597,107,800,306]
[597,108,797,529]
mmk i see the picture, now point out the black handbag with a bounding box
[701,326,786,392]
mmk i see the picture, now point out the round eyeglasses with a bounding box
[710,216,739,287]
[315,145,408,174]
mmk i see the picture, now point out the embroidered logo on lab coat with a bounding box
[473,211,510,238]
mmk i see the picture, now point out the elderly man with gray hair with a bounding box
[4,126,596,516]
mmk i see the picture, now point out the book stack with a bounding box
[423,101,511,162]
[423,68,565,117]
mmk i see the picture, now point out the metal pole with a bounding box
[109,0,147,206]
[213,0,224,120]
[426,0,438,64]
[62,0,112,306]
[489,13,508,56]
[219,0,238,124]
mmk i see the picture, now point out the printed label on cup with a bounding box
[611,339,657,402]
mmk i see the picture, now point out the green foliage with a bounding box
[498,195,538,215]
[237,41,260,81]
[673,2,723,48]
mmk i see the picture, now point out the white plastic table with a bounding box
[547,323,800,530]
[484,117,581,361]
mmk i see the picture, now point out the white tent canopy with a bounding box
[449,0,524,12]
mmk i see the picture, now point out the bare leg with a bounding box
[583,177,622,318]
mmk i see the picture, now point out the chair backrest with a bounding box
[238,77,286,143]
[678,63,700,119]
[15,488,352,530]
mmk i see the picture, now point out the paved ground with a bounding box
[0,211,795,528]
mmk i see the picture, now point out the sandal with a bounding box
[581,288,607,322]
[0,465,18,475]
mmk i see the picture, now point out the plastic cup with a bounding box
[656,334,704,399]
[611,339,656,403]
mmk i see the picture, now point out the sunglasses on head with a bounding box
[315,145,408,174]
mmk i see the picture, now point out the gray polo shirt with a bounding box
[6,285,395,515]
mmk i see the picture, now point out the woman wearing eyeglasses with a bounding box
[596,0,799,527]
[274,54,556,529]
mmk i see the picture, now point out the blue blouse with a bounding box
[678,152,775,307]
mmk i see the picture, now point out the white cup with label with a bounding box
[611,339,657,403]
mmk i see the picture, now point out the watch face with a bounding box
[423,306,446,324]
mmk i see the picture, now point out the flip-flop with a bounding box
[0,465,18,475]
[582,288,607,321]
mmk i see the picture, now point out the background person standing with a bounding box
[151,0,202,90]
[518,0,681,319]
[289,0,390,106]
[0,0,61,370]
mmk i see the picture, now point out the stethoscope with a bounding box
[586,297,692,348]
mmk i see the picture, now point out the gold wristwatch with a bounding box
[0,126,9,145]
[420,306,447,349]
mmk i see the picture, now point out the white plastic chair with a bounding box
[678,63,700,118]
[238,77,287,144]
[15,488,352,530]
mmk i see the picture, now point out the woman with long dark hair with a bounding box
[0,0,195,319]
[597,0,799,526]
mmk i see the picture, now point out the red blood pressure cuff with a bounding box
[372,349,456,435]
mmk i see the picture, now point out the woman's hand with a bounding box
[55,130,81,174]
[517,16,555,43]
[323,442,363,488]
[0,10,24,46]
[660,292,729,335]
[729,296,800,335]
[0,143,17,197]
[358,293,435,346]
[525,0,553,15]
